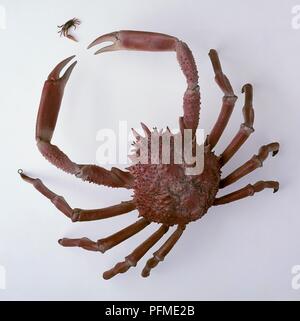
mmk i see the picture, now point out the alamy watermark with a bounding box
[0,265,6,290]
[95,121,205,175]
[291,5,300,29]
[0,5,6,30]
[291,265,300,290]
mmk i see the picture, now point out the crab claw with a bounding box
[87,32,120,54]
[47,55,77,83]
[87,30,178,55]
[36,55,77,144]
[88,30,200,135]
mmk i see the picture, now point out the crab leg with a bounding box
[206,50,238,150]
[88,30,200,135]
[36,56,133,188]
[59,218,150,253]
[219,84,255,167]
[142,225,185,278]
[220,143,279,188]
[103,225,169,280]
[214,181,279,206]
[19,171,135,222]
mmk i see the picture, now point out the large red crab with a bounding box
[19,30,279,279]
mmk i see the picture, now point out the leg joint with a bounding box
[251,155,263,168]
[240,123,255,135]
[223,95,238,104]
[154,252,164,263]
[246,184,256,196]
[71,208,82,222]
[51,195,66,206]
[125,256,137,268]
[32,178,43,188]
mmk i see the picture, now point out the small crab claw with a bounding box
[36,56,77,143]
[87,30,178,55]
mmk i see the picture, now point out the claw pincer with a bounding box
[36,56,77,144]
[35,56,80,175]
[88,30,200,134]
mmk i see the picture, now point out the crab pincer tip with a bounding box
[48,55,77,80]
[62,60,78,81]
[87,42,95,50]
[87,32,118,50]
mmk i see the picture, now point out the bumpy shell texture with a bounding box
[128,129,221,226]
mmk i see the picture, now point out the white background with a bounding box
[0,0,299,300]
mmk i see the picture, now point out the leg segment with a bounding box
[214,181,279,206]
[88,30,200,135]
[36,56,133,188]
[206,50,238,150]
[59,218,150,253]
[103,225,169,280]
[220,143,279,188]
[142,225,185,278]
[19,171,135,222]
[219,84,255,167]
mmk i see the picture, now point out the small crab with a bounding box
[20,30,279,280]
[57,18,81,42]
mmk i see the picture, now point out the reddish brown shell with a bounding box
[129,143,221,226]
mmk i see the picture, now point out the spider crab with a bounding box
[20,30,279,279]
